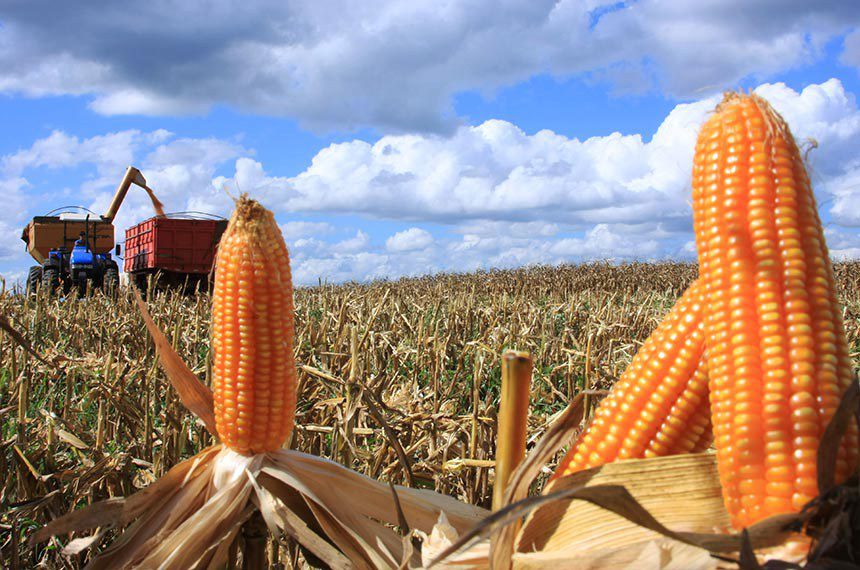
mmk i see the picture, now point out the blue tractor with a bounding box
[22,166,151,296]
[39,229,120,295]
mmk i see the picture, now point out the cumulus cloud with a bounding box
[332,231,371,254]
[0,220,24,263]
[824,227,860,260]
[386,227,434,252]
[0,177,33,263]
[252,90,718,235]
[2,129,172,179]
[286,222,680,286]
[455,220,560,238]
[263,79,860,227]
[1,1,858,131]
[281,119,695,228]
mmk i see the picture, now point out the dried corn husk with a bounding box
[33,444,487,569]
[428,452,801,569]
[512,540,715,570]
[510,383,860,568]
[513,453,800,568]
[519,453,733,553]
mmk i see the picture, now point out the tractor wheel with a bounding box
[26,266,42,296]
[103,267,119,295]
[42,267,59,294]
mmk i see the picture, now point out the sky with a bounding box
[3,1,860,286]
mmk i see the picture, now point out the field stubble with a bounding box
[2,261,860,567]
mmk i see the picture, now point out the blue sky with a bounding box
[3,1,860,285]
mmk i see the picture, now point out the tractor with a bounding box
[32,225,121,296]
[22,166,154,296]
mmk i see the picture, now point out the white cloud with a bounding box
[89,88,208,117]
[280,221,334,240]
[266,78,860,283]
[272,79,860,231]
[144,138,242,171]
[291,252,394,285]
[81,138,246,239]
[0,220,24,263]
[0,2,858,131]
[2,129,172,178]
[825,227,860,259]
[281,108,711,228]
[552,224,662,259]
[331,230,371,254]
[386,227,434,252]
[0,177,33,263]
[287,222,681,286]
[206,158,291,215]
[455,220,559,238]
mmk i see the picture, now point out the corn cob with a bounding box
[692,93,859,528]
[211,196,297,455]
[554,280,712,479]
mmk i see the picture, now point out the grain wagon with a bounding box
[123,215,227,292]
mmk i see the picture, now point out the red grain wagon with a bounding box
[124,216,227,291]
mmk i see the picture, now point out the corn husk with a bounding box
[519,453,732,553]
[513,453,800,568]
[419,513,490,569]
[32,444,488,569]
[512,540,715,570]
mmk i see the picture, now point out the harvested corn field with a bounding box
[2,261,860,567]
